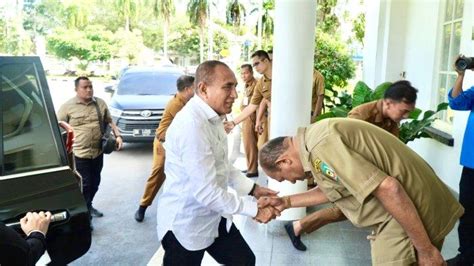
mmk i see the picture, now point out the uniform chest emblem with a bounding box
[317,161,338,182]
[312,159,322,173]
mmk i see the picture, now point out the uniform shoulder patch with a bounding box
[320,162,338,182]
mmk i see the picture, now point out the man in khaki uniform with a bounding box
[311,70,325,123]
[58,77,123,223]
[134,75,195,222]
[258,118,463,265]
[240,64,259,177]
[225,50,272,149]
[286,80,418,251]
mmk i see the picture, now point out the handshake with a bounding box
[254,196,292,224]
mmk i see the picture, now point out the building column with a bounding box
[363,0,408,87]
[269,0,316,220]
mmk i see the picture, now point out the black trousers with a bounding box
[161,218,255,266]
[459,166,474,262]
[75,154,104,210]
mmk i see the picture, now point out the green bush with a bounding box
[314,30,355,108]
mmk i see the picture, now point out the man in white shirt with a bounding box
[156,60,279,265]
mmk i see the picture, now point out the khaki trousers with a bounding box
[300,205,347,234]
[140,139,166,207]
[369,217,445,265]
[242,112,258,174]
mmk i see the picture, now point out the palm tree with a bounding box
[187,0,209,62]
[153,0,175,59]
[251,0,274,49]
[115,0,137,31]
[226,0,245,31]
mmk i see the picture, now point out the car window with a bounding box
[1,63,62,175]
[117,72,181,95]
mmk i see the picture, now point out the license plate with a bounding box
[133,129,152,136]
[142,129,151,136]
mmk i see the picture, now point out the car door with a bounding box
[0,56,91,264]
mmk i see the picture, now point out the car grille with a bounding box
[115,109,164,133]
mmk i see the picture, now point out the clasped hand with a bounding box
[253,196,291,224]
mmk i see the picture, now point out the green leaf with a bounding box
[316,112,336,121]
[371,82,392,101]
[408,108,422,119]
[352,81,372,107]
[422,110,436,120]
[331,106,349,117]
[437,102,449,112]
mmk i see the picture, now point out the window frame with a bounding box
[0,56,69,177]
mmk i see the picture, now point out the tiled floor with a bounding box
[148,150,460,265]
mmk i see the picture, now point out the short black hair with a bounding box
[195,60,229,88]
[251,50,270,61]
[259,136,289,172]
[240,64,253,73]
[176,75,195,92]
[384,80,418,104]
[74,76,90,88]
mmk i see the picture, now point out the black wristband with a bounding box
[248,183,257,196]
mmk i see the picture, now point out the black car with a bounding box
[0,56,91,264]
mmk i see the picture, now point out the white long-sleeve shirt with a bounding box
[156,96,257,251]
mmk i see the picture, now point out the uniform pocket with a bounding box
[69,114,87,127]
[324,189,343,202]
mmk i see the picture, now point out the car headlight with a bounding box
[109,106,123,117]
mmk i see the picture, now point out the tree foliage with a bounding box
[46,26,115,70]
[352,13,365,45]
[314,30,355,95]
[226,0,246,28]
[187,0,209,62]
[317,0,339,34]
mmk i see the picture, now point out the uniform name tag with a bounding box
[243,96,249,106]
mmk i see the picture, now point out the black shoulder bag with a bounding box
[93,101,116,154]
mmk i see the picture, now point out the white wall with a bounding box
[364,0,473,192]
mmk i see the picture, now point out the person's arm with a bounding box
[448,55,474,110]
[255,100,268,134]
[56,104,69,122]
[0,211,52,266]
[103,104,123,150]
[372,176,444,265]
[109,121,123,150]
[258,186,329,212]
[451,71,464,98]
[224,103,258,133]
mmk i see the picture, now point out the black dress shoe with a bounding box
[90,207,104,217]
[246,172,259,178]
[241,170,248,173]
[447,254,473,266]
[134,206,147,222]
[284,222,307,251]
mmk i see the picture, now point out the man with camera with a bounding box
[446,56,474,266]
[58,77,122,226]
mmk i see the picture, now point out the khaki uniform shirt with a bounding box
[156,94,186,141]
[250,75,272,105]
[297,118,463,243]
[240,78,257,109]
[311,70,325,113]
[57,97,112,159]
[348,100,400,137]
